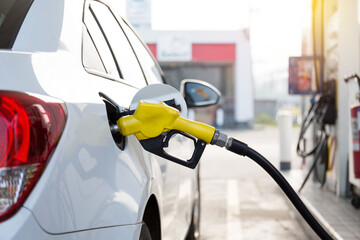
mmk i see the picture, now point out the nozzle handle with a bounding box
[140,130,206,169]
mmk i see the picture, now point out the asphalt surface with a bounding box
[199,126,311,240]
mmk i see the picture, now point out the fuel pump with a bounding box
[104,84,334,240]
[344,74,360,179]
[296,80,336,191]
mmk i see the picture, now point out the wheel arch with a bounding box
[142,194,161,240]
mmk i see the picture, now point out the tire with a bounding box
[139,223,152,240]
[351,195,360,209]
[186,170,201,240]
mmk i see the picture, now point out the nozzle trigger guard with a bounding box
[139,130,206,169]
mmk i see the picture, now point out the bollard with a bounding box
[216,107,224,128]
[278,110,292,170]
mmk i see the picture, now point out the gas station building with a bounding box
[137,29,254,127]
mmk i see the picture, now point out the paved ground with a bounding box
[285,169,360,240]
[199,126,311,240]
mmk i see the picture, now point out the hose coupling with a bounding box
[211,130,228,147]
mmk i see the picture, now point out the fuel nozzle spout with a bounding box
[344,73,360,89]
[344,74,360,100]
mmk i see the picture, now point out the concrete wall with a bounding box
[254,100,277,119]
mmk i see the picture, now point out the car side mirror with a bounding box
[180,79,221,108]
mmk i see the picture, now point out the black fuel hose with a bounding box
[298,130,328,192]
[296,99,324,158]
[225,137,333,240]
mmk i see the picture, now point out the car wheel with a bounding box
[186,170,201,240]
[139,223,152,240]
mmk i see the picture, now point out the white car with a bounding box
[0,0,219,239]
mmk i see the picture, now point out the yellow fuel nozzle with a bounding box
[117,101,216,143]
[116,100,227,169]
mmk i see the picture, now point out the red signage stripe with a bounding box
[192,43,235,62]
[147,43,157,59]
[146,43,235,62]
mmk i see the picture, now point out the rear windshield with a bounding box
[0,0,33,49]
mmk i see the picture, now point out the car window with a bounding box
[0,0,33,49]
[120,20,164,84]
[90,2,147,88]
[84,6,120,79]
[82,27,107,74]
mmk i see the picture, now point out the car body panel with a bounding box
[0,51,150,233]
[0,0,197,238]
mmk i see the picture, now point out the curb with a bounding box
[295,196,343,240]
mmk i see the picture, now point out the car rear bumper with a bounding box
[0,207,142,240]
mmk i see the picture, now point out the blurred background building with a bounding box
[138,30,253,127]
[123,0,305,128]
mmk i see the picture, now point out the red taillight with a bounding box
[0,91,67,221]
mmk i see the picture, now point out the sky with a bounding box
[151,0,250,30]
[249,0,310,99]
